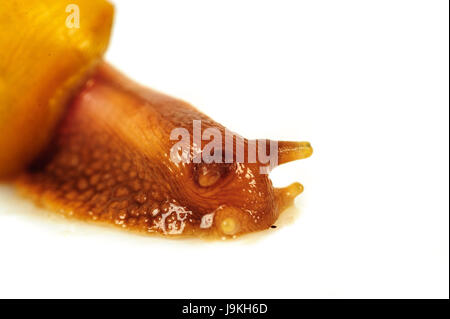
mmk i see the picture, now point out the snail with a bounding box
[0,0,313,238]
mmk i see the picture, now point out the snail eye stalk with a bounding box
[277,141,313,166]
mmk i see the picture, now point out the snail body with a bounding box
[1,0,312,238]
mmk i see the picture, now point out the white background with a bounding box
[0,0,448,298]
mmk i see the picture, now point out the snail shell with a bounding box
[0,0,113,176]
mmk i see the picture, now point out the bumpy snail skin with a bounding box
[0,0,113,177]
[17,64,313,238]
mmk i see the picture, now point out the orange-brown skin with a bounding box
[17,63,312,238]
